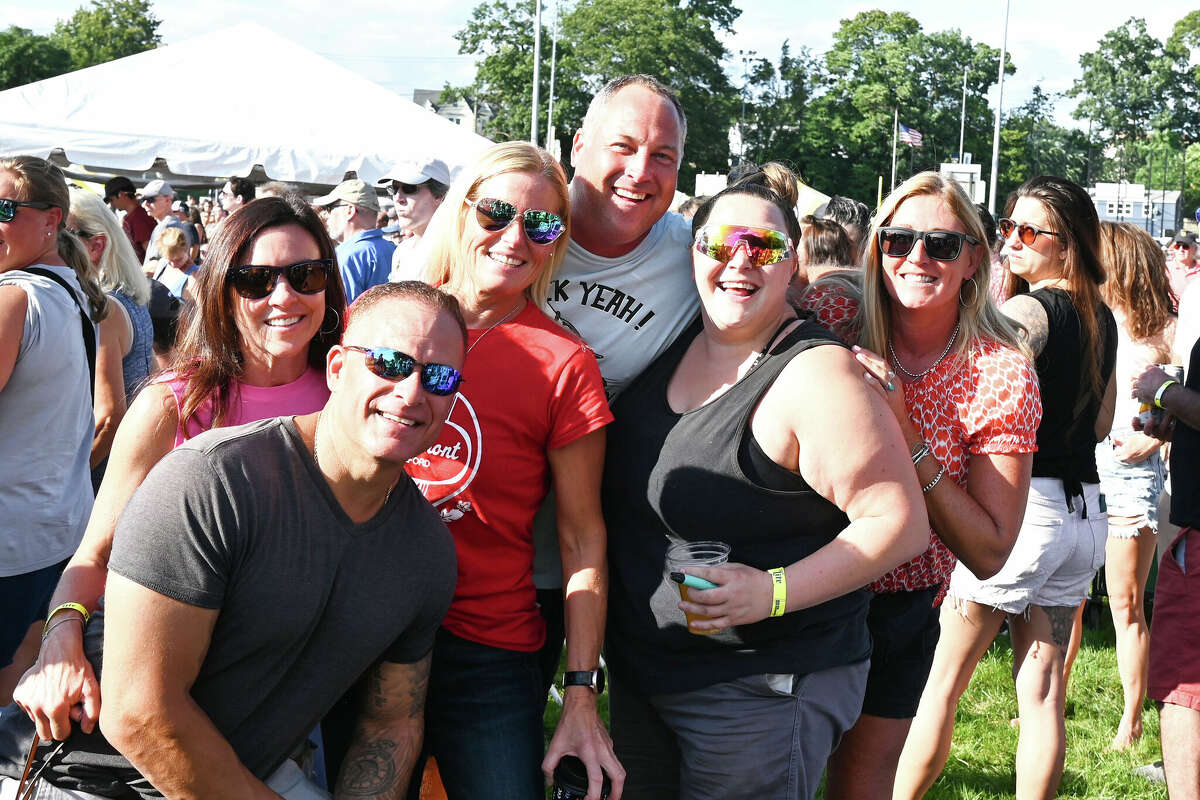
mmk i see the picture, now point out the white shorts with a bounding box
[948,477,1107,614]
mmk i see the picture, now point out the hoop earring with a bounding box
[320,307,342,337]
[959,276,979,307]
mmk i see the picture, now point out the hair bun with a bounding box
[740,162,798,209]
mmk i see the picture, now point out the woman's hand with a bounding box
[13,623,101,741]
[852,346,909,429]
[675,563,773,632]
[1112,433,1161,465]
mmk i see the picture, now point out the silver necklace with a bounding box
[466,299,524,355]
[312,412,395,507]
[889,321,961,380]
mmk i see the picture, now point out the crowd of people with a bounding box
[0,72,1199,800]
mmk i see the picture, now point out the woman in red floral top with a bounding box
[800,172,1041,799]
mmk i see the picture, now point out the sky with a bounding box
[4,0,1196,132]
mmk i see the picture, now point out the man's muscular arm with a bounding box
[335,656,430,799]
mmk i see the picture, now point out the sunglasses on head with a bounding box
[998,218,1060,246]
[227,258,333,299]
[389,182,425,196]
[344,345,464,396]
[878,227,980,262]
[0,198,55,223]
[466,197,565,245]
[693,224,793,266]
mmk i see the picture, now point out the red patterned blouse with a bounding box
[799,285,1042,605]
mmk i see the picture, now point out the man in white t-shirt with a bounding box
[533,74,700,705]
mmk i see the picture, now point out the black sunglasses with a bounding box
[466,197,565,245]
[228,258,333,299]
[998,218,1060,246]
[878,227,980,262]
[344,345,464,396]
[0,198,55,223]
[388,182,425,196]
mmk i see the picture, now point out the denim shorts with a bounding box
[948,477,1107,614]
[1095,438,1164,536]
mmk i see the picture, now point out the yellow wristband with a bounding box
[43,602,90,636]
[1155,380,1178,409]
[768,568,787,618]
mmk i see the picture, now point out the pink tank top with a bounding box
[164,366,329,446]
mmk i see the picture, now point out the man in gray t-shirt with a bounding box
[34,283,467,799]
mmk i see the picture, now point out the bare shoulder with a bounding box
[1001,294,1049,356]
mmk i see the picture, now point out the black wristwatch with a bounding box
[563,667,606,694]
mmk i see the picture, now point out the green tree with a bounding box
[0,26,71,90]
[995,86,1089,202]
[51,0,161,71]
[454,0,739,188]
[806,11,1011,204]
[738,42,826,177]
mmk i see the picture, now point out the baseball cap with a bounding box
[1172,231,1198,247]
[312,179,380,213]
[138,179,175,199]
[375,158,452,188]
[103,176,136,201]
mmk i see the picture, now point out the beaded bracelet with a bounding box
[922,463,947,493]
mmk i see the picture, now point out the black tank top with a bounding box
[1171,334,1200,528]
[1027,288,1117,488]
[602,316,871,696]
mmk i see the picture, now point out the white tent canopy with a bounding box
[0,23,491,187]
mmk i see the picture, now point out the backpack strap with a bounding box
[24,267,97,400]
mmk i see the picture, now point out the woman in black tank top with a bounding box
[602,163,928,799]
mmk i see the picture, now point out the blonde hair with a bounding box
[0,156,107,322]
[855,171,1028,361]
[68,185,151,305]
[158,227,190,262]
[424,141,569,307]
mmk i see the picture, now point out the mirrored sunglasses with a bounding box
[0,198,55,223]
[877,227,979,262]
[344,345,464,396]
[227,258,333,299]
[466,197,565,245]
[998,218,1060,246]
[693,224,792,266]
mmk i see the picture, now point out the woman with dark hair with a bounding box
[14,195,345,741]
[0,155,106,701]
[791,214,855,292]
[1094,221,1176,750]
[800,172,1041,800]
[894,175,1117,800]
[603,163,927,798]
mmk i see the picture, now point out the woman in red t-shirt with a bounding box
[800,172,1041,799]
[408,141,622,798]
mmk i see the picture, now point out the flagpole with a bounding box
[987,0,1011,215]
[958,66,967,160]
[530,0,542,144]
[891,108,898,191]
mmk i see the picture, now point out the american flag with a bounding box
[898,122,924,147]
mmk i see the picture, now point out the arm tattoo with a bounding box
[1043,605,1077,650]
[338,740,399,797]
[1001,295,1050,357]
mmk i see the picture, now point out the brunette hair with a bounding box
[424,141,569,306]
[1,155,108,322]
[1004,175,1107,395]
[800,215,854,267]
[1099,221,1174,341]
[169,195,346,434]
[692,162,802,246]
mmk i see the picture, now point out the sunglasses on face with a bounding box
[878,227,980,262]
[466,197,565,245]
[998,218,1060,246]
[344,345,464,396]
[693,224,793,266]
[388,182,425,196]
[0,198,55,223]
[227,258,333,299]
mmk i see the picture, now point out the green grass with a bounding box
[545,605,1168,798]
